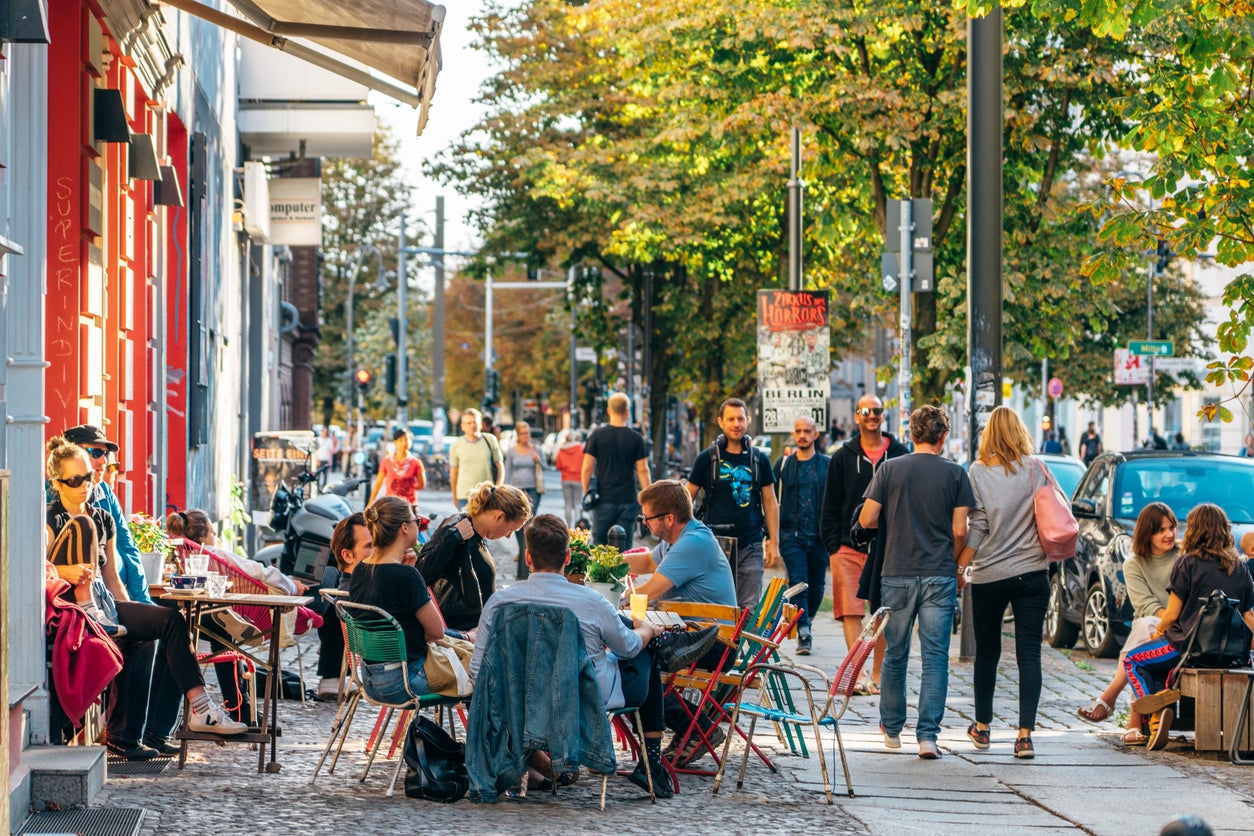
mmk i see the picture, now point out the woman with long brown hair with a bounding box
[1077,502,1179,744]
[1124,503,1254,750]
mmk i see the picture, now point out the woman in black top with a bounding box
[414,482,532,632]
[45,437,246,758]
[1124,503,1254,749]
[349,497,446,702]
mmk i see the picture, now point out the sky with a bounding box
[371,0,493,258]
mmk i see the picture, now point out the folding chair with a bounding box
[310,601,462,795]
[714,606,891,803]
[603,706,656,810]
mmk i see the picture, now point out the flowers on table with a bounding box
[565,526,592,578]
[128,513,171,554]
[585,543,629,587]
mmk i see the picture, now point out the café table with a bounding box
[161,589,313,773]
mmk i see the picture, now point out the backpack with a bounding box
[694,436,760,522]
[1175,589,1251,670]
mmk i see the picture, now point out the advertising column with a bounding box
[757,290,830,433]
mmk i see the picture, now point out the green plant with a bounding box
[585,544,628,586]
[565,527,592,577]
[218,481,252,553]
[128,514,171,555]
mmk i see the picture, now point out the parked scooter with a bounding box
[256,469,361,576]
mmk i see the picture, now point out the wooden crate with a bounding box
[1176,668,1254,752]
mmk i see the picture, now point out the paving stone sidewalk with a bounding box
[95,558,1254,835]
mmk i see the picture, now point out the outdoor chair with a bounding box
[309,601,462,796]
[714,606,891,803]
[603,706,657,810]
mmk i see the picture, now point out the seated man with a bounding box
[625,480,739,765]
[469,513,718,798]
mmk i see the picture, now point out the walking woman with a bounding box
[414,482,532,632]
[1124,503,1254,750]
[349,497,446,702]
[958,406,1061,759]
[45,437,245,759]
[367,427,426,508]
[503,420,545,579]
[1076,502,1179,744]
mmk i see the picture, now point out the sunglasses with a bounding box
[637,512,668,525]
[57,474,93,488]
[856,407,885,417]
[84,447,109,459]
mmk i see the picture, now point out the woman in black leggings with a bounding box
[45,436,246,759]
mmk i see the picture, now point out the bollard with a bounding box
[606,524,627,552]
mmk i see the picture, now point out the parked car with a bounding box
[1039,453,1087,500]
[1044,450,1254,657]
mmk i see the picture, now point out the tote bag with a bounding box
[1029,457,1078,562]
[424,635,475,697]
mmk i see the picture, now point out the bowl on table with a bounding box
[169,575,207,592]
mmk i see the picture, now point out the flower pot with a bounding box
[586,581,621,606]
[139,551,165,585]
[564,573,586,586]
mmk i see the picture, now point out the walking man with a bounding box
[582,392,651,548]
[819,396,908,686]
[772,416,829,655]
[858,405,973,759]
[686,398,780,609]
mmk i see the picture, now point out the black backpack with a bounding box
[1176,589,1251,670]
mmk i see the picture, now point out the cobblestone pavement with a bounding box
[95,560,1254,835]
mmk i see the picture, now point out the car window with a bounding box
[1116,458,1254,524]
[1043,459,1086,499]
[1077,460,1110,507]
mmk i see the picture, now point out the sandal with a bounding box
[867,680,881,695]
[1122,728,1148,746]
[1076,698,1113,723]
[1013,736,1035,759]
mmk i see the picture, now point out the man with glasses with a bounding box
[62,424,152,604]
[819,396,908,690]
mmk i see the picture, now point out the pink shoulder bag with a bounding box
[1029,457,1078,562]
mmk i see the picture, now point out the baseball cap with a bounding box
[64,424,119,452]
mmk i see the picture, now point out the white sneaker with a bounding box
[880,724,901,749]
[317,677,340,700]
[188,700,249,735]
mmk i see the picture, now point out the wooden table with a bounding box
[620,609,688,629]
[161,590,312,773]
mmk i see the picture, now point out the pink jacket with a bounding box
[45,578,123,726]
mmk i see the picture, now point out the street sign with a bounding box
[914,250,934,293]
[1114,348,1149,384]
[575,346,596,362]
[1155,357,1203,373]
[1047,377,1063,398]
[881,252,899,292]
[1129,340,1174,357]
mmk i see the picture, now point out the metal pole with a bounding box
[397,213,408,424]
[1147,257,1155,445]
[898,198,913,441]
[569,266,578,430]
[1041,357,1048,441]
[432,196,446,414]
[788,125,803,291]
[485,270,494,412]
[964,7,1005,661]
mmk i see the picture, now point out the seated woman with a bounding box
[1124,503,1254,750]
[348,496,445,702]
[414,482,532,633]
[165,509,310,718]
[45,437,245,759]
[1076,502,1179,744]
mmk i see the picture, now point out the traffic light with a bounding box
[384,354,397,394]
[354,367,372,394]
[1042,414,1052,432]
[1155,239,1173,275]
[483,368,500,408]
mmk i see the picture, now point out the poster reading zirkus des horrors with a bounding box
[757,290,831,433]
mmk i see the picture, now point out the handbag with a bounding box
[403,715,469,802]
[424,636,475,697]
[1029,457,1078,562]
[1175,589,1251,670]
[534,460,546,495]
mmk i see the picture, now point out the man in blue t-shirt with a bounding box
[685,398,780,609]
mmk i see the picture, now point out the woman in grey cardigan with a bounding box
[958,406,1058,759]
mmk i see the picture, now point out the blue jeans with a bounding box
[879,575,957,742]
[734,539,765,610]
[593,501,639,549]
[359,659,430,705]
[778,532,828,633]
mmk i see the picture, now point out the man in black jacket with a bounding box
[818,395,909,689]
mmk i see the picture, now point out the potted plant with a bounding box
[585,543,629,605]
[128,513,171,583]
[565,527,592,584]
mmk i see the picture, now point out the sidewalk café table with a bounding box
[160,588,313,773]
[619,609,688,630]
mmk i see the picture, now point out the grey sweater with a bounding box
[966,457,1051,584]
[1124,546,1177,618]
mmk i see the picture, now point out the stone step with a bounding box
[24,745,106,809]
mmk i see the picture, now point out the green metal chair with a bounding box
[309,601,461,796]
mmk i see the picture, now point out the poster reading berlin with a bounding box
[757,290,830,433]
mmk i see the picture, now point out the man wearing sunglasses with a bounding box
[819,395,908,689]
[62,425,153,604]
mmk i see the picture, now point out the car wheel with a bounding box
[1044,571,1079,649]
[1082,581,1120,658]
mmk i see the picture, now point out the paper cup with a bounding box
[630,593,648,621]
